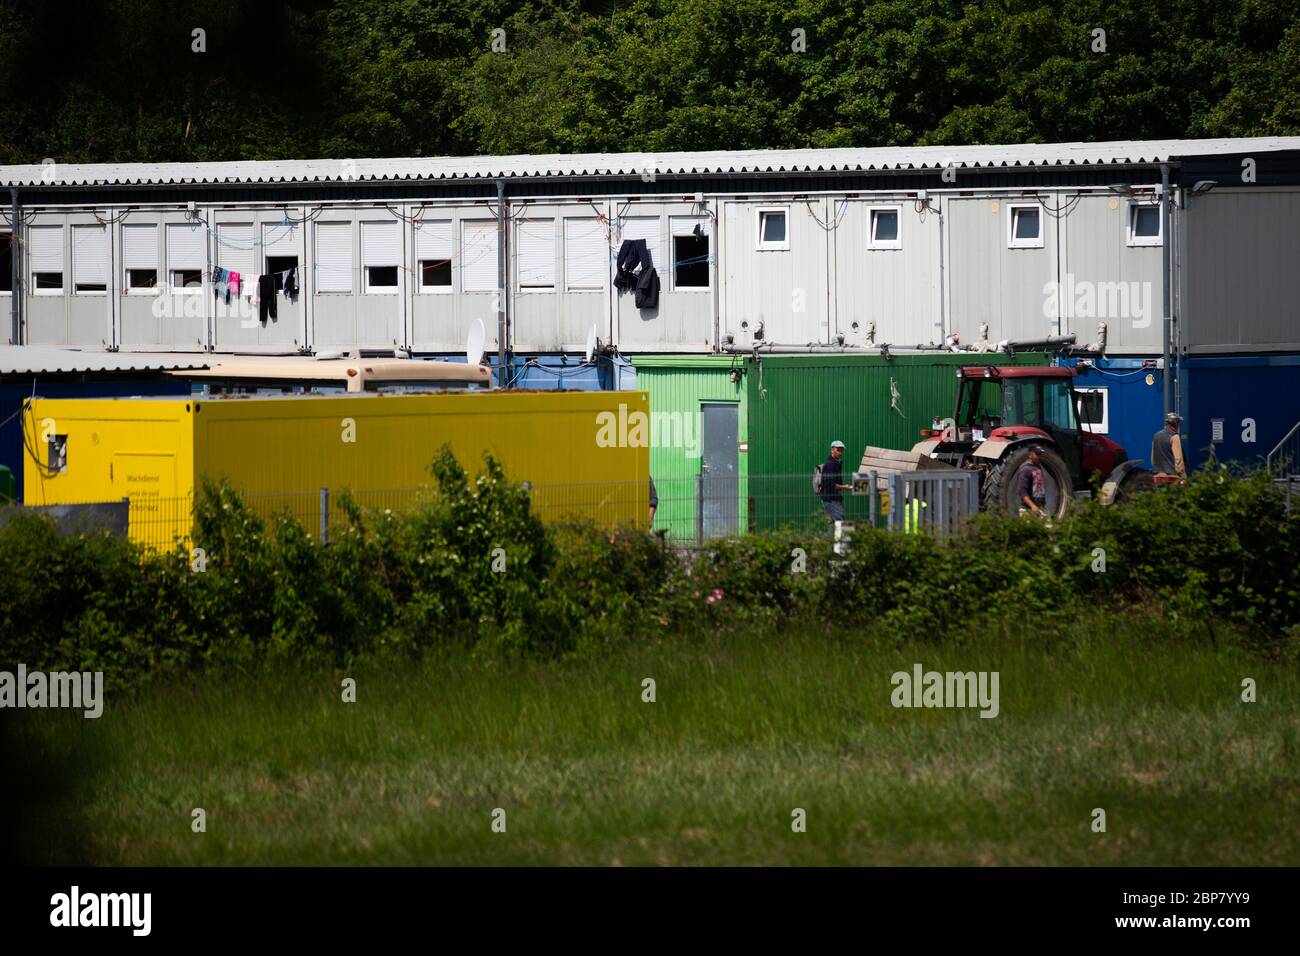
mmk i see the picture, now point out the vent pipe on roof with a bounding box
[9,188,19,345]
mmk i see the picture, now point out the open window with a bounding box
[123,223,159,292]
[415,219,452,292]
[29,224,64,293]
[1075,386,1109,433]
[73,224,108,294]
[1127,202,1162,247]
[262,221,300,294]
[756,208,789,251]
[670,217,709,289]
[868,206,902,250]
[1007,203,1043,248]
[167,222,206,293]
[361,220,400,293]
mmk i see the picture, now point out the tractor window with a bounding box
[1043,380,1079,431]
[1002,379,1042,427]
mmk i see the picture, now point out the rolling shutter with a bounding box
[72,225,108,284]
[461,221,498,292]
[669,216,706,238]
[564,218,607,290]
[166,222,206,270]
[122,224,158,269]
[516,218,554,287]
[215,223,255,278]
[315,222,353,293]
[414,220,452,261]
[262,222,300,258]
[361,220,400,267]
[619,217,662,271]
[29,224,64,273]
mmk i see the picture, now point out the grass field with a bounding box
[7,615,1299,866]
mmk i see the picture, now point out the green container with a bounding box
[634,351,1049,538]
[744,352,1048,529]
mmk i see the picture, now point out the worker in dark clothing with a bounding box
[819,440,852,525]
[1014,445,1047,518]
[1151,412,1187,482]
[648,476,659,527]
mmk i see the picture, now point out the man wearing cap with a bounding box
[1014,445,1048,518]
[819,440,853,524]
[1151,412,1187,482]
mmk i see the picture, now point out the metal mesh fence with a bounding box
[14,471,983,551]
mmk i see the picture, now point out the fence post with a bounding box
[868,469,878,527]
[695,474,703,545]
[319,487,329,544]
[886,473,899,531]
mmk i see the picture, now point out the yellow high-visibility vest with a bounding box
[904,498,929,533]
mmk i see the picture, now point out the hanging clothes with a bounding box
[229,271,242,297]
[614,239,659,309]
[258,274,277,324]
[282,266,299,300]
[213,266,230,304]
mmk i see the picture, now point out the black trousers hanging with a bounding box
[258,274,277,324]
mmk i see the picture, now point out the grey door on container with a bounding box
[700,403,739,538]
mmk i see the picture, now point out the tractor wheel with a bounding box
[982,444,1072,519]
[1115,469,1155,502]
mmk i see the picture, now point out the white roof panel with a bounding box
[0,347,209,376]
[3,138,1298,188]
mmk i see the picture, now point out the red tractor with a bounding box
[861,365,1153,518]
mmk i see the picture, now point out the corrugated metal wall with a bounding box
[1181,187,1300,352]
[745,352,1048,529]
[634,355,747,540]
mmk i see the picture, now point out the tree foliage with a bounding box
[1,0,1296,164]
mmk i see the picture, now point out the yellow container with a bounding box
[22,391,650,547]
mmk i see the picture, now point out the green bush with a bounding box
[2,456,1296,691]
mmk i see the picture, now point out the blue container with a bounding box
[1182,354,1300,470]
[1058,356,1165,468]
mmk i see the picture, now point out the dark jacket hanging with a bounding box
[283,266,299,301]
[258,274,277,324]
[614,238,659,309]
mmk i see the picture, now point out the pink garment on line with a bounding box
[230,272,241,295]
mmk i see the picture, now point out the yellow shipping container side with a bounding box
[23,391,649,547]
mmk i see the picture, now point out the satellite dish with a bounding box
[583,324,598,364]
[466,319,486,366]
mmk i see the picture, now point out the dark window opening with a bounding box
[76,283,107,293]
[1077,391,1104,425]
[127,269,157,289]
[266,255,298,292]
[674,235,709,288]
[367,265,399,289]
[172,269,203,289]
[421,259,451,288]
[34,272,63,290]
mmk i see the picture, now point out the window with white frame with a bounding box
[1007,204,1043,248]
[564,218,607,290]
[315,222,353,293]
[516,218,555,289]
[262,221,300,293]
[461,221,499,293]
[756,208,789,251]
[670,216,710,289]
[29,224,64,293]
[72,224,108,294]
[868,206,902,250]
[0,232,12,293]
[414,219,452,291]
[167,222,206,292]
[1127,202,1162,246]
[122,223,159,291]
[1075,386,1109,434]
[361,220,400,292]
